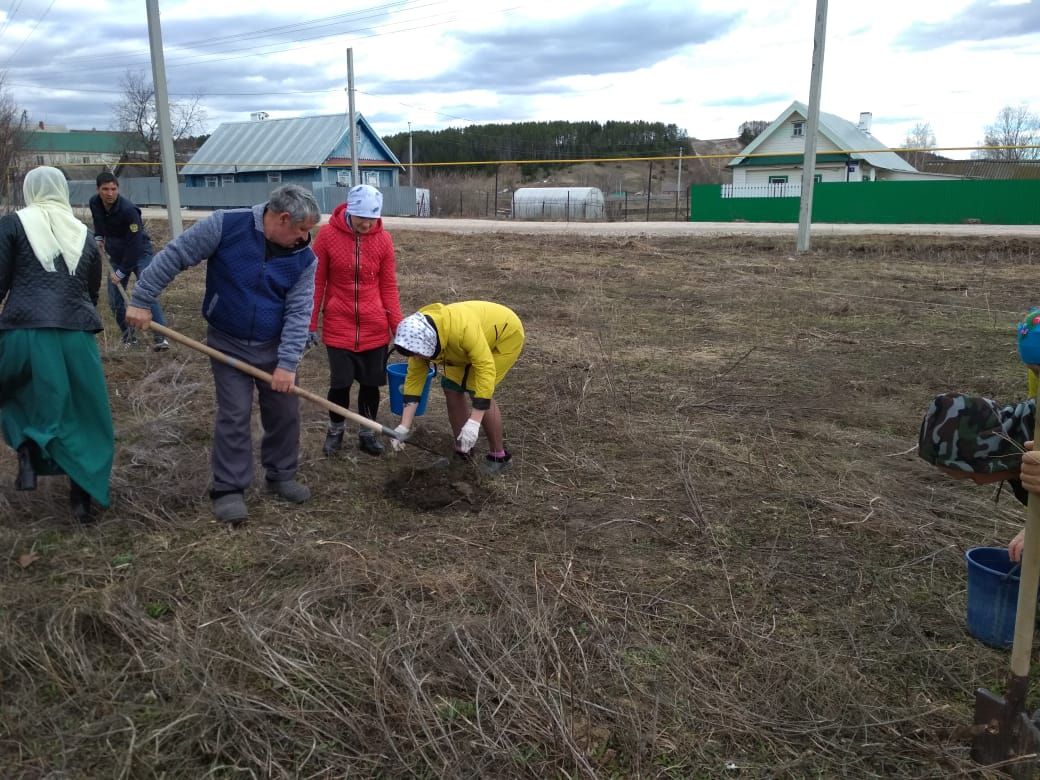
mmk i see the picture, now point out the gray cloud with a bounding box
[1,3,739,133]
[897,0,1040,50]
[371,5,740,94]
[704,93,790,108]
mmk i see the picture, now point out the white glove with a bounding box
[390,424,410,452]
[456,419,481,453]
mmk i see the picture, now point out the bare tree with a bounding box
[0,74,29,207]
[975,104,1040,160]
[114,70,206,174]
[738,120,769,146]
[900,121,936,170]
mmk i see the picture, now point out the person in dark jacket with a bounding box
[0,166,114,522]
[309,184,402,457]
[89,172,169,350]
[126,184,319,526]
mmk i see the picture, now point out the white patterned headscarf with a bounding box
[394,312,438,358]
[17,166,87,273]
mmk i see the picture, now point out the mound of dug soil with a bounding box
[384,458,494,511]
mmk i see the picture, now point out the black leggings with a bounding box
[328,385,380,424]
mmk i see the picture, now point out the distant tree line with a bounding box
[382,120,689,177]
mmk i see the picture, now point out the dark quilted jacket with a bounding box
[0,213,103,332]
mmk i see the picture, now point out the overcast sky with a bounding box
[1,0,1038,157]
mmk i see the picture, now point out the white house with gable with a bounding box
[725,101,954,197]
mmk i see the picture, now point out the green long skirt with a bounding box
[0,329,114,507]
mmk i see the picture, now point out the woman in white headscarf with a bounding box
[0,166,113,522]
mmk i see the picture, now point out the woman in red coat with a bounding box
[309,184,403,456]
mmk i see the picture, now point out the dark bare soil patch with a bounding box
[385,458,493,512]
[2,222,1039,777]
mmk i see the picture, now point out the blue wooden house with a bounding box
[181,113,403,189]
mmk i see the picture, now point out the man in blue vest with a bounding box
[126,184,320,526]
[89,172,170,350]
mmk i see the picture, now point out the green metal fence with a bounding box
[689,179,1040,224]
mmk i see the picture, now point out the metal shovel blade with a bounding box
[973,681,1040,778]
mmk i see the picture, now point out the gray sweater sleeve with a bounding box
[130,211,226,308]
[278,255,317,372]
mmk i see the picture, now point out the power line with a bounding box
[47,0,455,72]
[4,0,56,69]
[0,0,25,42]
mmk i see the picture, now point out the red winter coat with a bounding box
[310,203,403,352]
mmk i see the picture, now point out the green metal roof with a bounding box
[25,131,145,154]
[734,153,851,167]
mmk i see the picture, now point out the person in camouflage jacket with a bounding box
[919,392,1034,559]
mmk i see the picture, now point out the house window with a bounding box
[204,176,218,188]
[222,174,235,186]
[336,170,351,186]
[792,121,805,137]
[267,172,282,183]
[35,155,44,165]
[364,171,380,186]
[768,175,788,184]
[82,156,91,164]
[814,174,823,183]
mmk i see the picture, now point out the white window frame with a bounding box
[768,175,788,185]
[35,155,44,165]
[364,171,380,186]
[204,176,218,188]
[336,169,351,186]
[792,121,805,137]
[267,171,282,183]
[221,174,235,186]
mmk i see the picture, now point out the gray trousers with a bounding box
[208,326,300,494]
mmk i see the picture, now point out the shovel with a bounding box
[971,401,1040,777]
[113,285,440,456]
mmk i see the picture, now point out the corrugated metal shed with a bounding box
[182,113,401,175]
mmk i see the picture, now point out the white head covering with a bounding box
[17,166,87,274]
[346,184,382,219]
[394,312,438,358]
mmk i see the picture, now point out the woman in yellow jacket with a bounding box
[391,301,524,474]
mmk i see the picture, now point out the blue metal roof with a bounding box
[182,113,401,175]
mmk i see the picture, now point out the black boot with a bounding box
[358,429,385,456]
[15,442,36,491]
[69,482,94,524]
[322,425,345,456]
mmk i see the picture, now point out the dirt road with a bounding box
[138,207,1040,238]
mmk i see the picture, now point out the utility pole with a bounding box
[145,0,182,237]
[676,147,683,195]
[796,0,828,253]
[408,121,413,187]
[347,48,359,186]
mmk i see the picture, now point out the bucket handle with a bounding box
[1004,563,1023,581]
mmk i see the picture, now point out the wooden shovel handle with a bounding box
[1010,396,1040,677]
[114,285,397,438]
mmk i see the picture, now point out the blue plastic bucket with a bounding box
[965,547,1022,648]
[386,362,436,416]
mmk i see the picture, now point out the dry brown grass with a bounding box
[2,224,1039,777]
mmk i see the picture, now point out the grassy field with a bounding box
[2,226,1039,777]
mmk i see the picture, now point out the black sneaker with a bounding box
[358,430,385,456]
[121,330,139,348]
[322,426,344,456]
